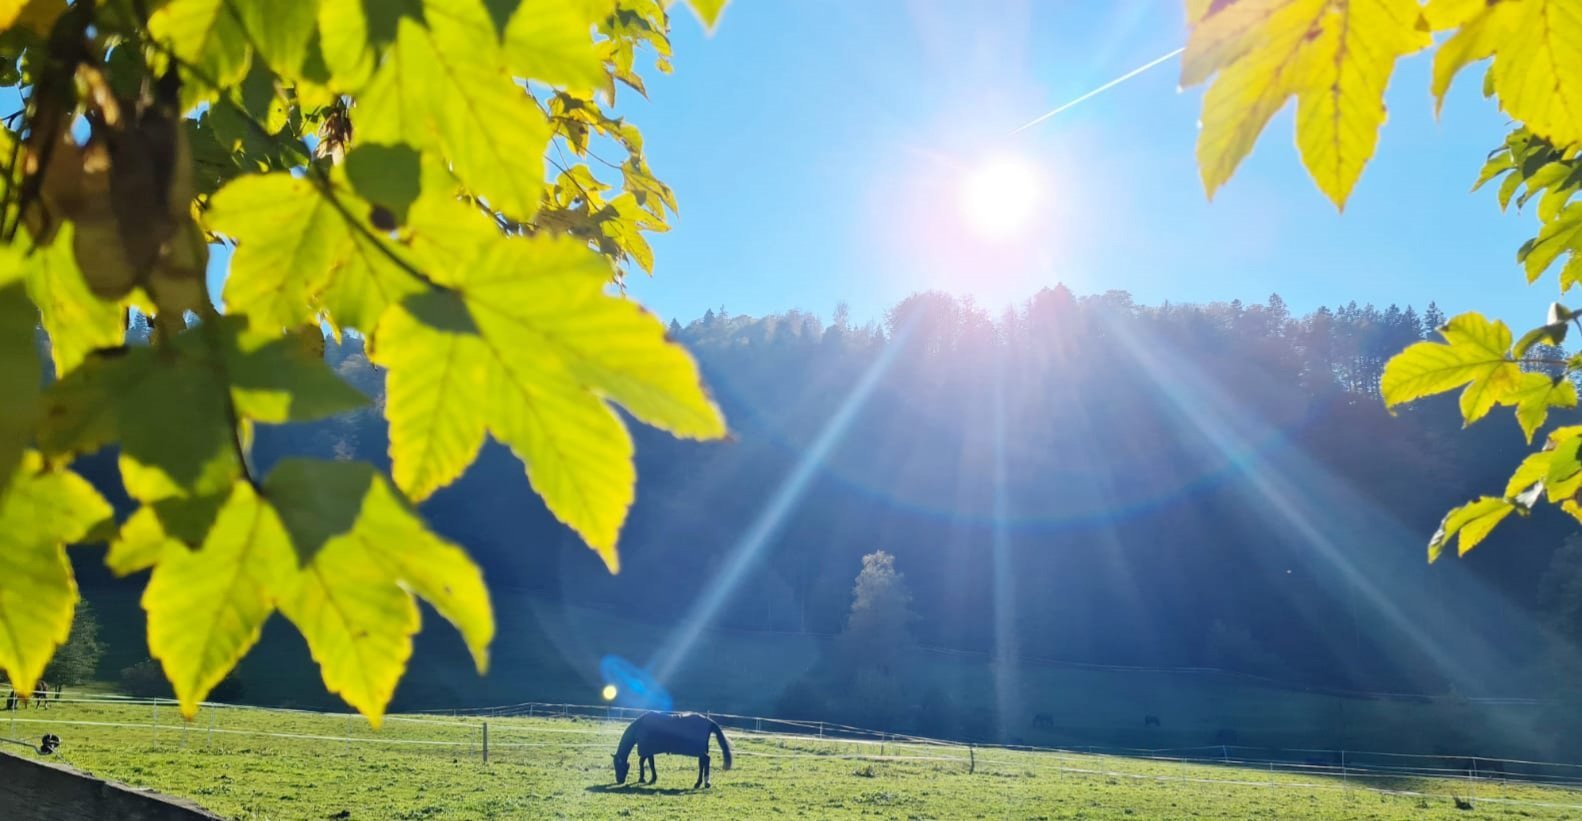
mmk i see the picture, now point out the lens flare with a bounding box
[601,684,617,702]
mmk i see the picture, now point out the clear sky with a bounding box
[615,0,1554,330]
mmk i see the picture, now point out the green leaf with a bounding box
[108,493,238,576]
[25,224,125,376]
[0,279,39,497]
[148,0,252,112]
[1521,203,1582,290]
[1181,0,1430,208]
[1513,322,1567,359]
[356,0,553,220]
[1504,450,1553,500]
[107,506,178,577]
[0,454,113,696]
[1428,0,1517,114]
[267,459,493,724]
[1506,371,1578,443]
[504,0,611,93]
[143,480,295,717]
[318,228,424,334]
[1428,496,1515,562]
[225,326,367,423]
[316,0,397,91]
[681,0,729,29]
[1490,0,1582,151]
[344,144,422,226]
[373,235,725,570]
[369,292,491,502]
[230,0,318,78]
[38,351,130,460]
[114,345,239,502]
[1380,312,1521,424]
[207,172,349,331]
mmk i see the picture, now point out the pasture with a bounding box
[5,697,1582,819]
[77,583,1564,760]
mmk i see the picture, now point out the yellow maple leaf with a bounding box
[1182,0,1430,208]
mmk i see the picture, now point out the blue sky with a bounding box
[613,0,1554,329]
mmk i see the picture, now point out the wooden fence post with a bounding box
[969,745,976,774]
[482,722,489,764]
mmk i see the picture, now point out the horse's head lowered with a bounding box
[613,753,630,784]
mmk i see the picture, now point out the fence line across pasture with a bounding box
[10,690,1582,812]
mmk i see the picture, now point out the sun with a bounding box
[959,153,1045,241]
[601,684,618,701]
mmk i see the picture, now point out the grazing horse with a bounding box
[612,712,732,789]
[32,680,50,710]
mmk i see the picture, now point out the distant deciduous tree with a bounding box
[42,600,101,687]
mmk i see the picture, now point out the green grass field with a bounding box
[6,698,1582,819]
[77,578,1568,761]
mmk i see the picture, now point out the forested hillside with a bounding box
[74,286,1582,714]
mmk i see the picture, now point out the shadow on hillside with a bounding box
[585,784,701,797]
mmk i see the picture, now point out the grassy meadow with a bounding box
[77,577,1563,761]
[4,698,1581,819]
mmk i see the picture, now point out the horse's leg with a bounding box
[638,756,648,784]
[704,753,712,788]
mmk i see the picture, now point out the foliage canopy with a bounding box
[1182,0,1582,561]
[0,0,728,724]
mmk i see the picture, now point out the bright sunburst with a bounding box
[959,153,1044,241]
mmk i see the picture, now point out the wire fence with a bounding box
[6,689,1582,812]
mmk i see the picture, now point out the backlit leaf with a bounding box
[1521,203,1582,289]
[224,325,367,423]
[267,459,492,723]
[1380,312,1521,423]
[1428,496,1515,562]
[505,0,612,93]
[1506,371,1579,443]
[1491,0,1582,150]
[1504,450,1553,499]
[25,225,125,376]
[681,0,729,29]
[356,0,552,220]
[0,280,38,497]
[144,481,295,717]
[1428,0,1518,113]
[148,0,252,111]
[0,0,64,33]
[375,235,724,569]
[230,0,318,78]
[369,292,491,502]
[1183,0,1430,207]
[106,506,180,577]
[113,345,239,502]
[0,455,113,696]
[207,173,348,330]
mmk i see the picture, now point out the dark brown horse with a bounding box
[612,712,732,789]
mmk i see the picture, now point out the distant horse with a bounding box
[1144,715,1161,728]
[1032,713,1054,730]
[612,712,732,789]
[31,680,50,710]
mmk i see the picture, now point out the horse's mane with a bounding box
[614,715,642,762]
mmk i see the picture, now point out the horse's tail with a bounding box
[710,719,732,770]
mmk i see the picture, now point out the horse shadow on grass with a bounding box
[585,784,698,797]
